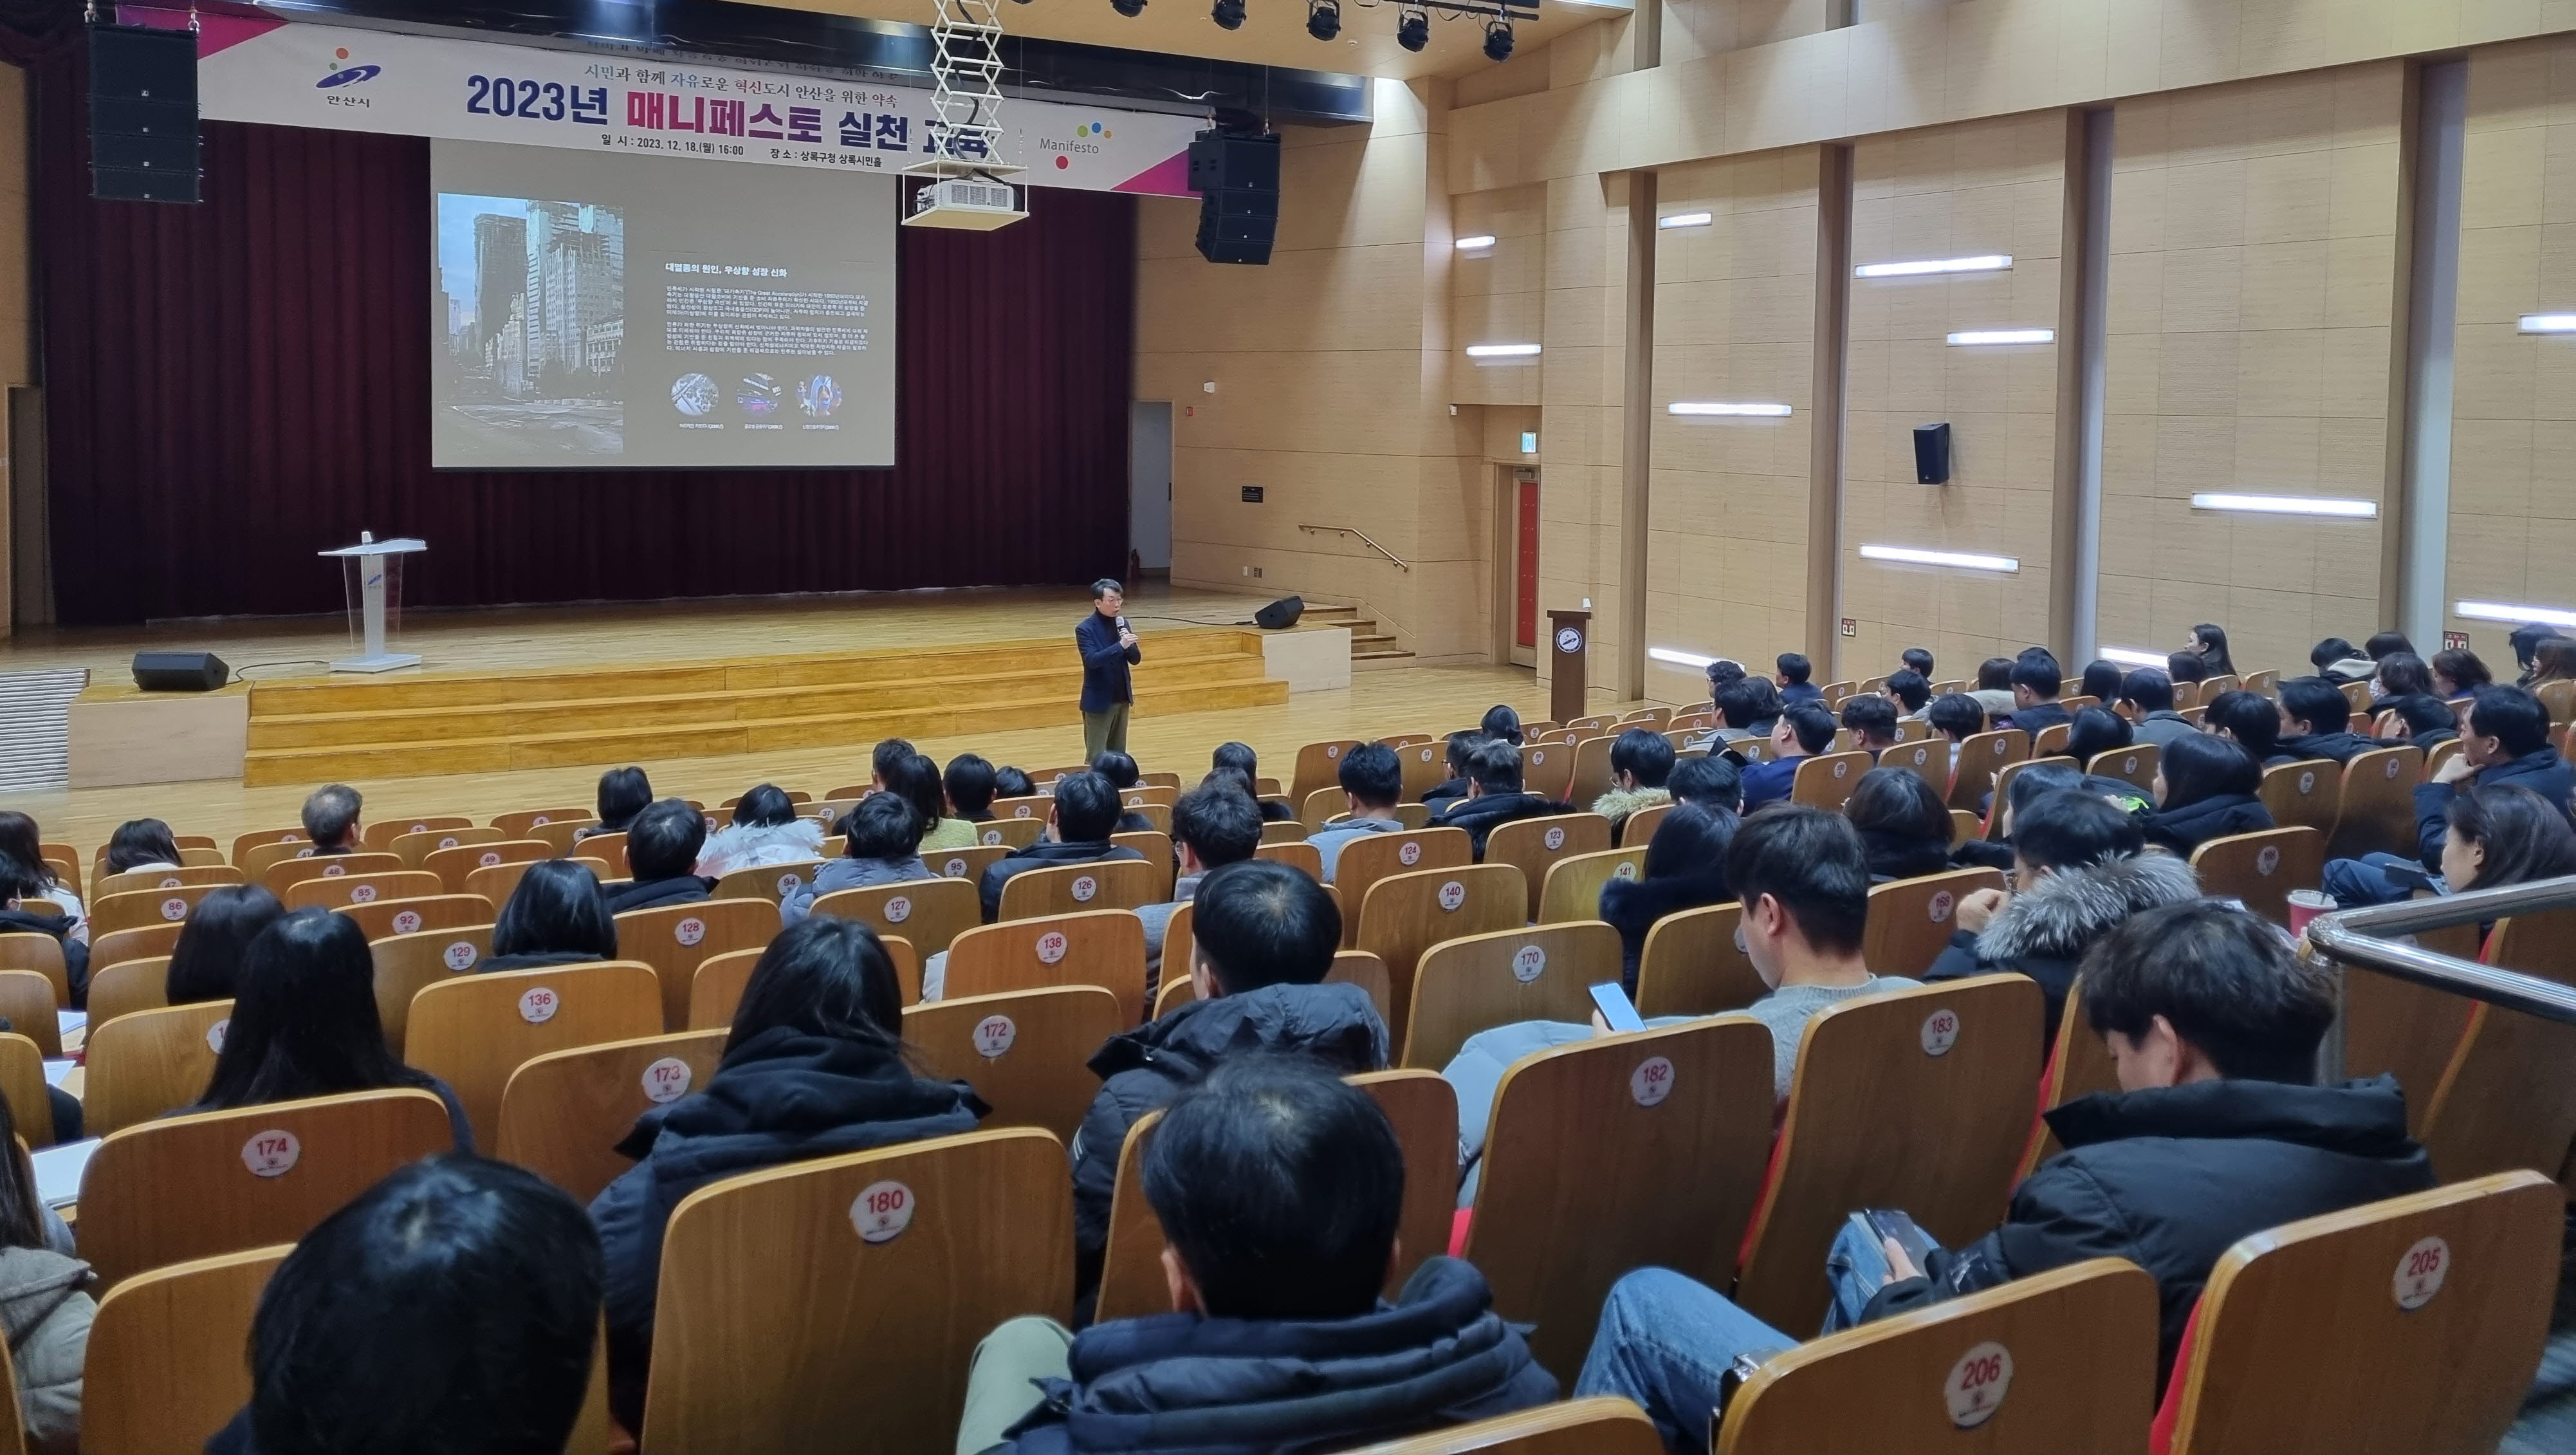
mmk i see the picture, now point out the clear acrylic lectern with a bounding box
[320,532,428,673]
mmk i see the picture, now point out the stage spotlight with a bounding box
[1211,0,1246,28]
[1306,0,1339,39]
[1482,14,1513,60]
[1112,0,1146,15]
[1396,6,1428,50]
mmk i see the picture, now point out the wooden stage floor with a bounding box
[2,584,1555,859]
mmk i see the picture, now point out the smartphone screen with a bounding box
[1588,981,1646,1033]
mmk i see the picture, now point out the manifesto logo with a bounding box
[1044,121,1113,169]
[317,46,382,88]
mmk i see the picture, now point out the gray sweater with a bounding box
[1743,976,1922,1107]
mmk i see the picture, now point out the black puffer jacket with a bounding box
[1427,792,1576,859]
[1002,1257,1558,1454]
[1926,851,2202,1048]
[2140,792,2274,858]
[1859,830,1953,884]
[602,875,713,914]
[1073,985,1387,1308]
[2277,730,2375,765]
[1864,1075,2434,1384]
[1599,869,1729,994]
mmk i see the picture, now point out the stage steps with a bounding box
[1300,604,1414,669]
[241,627,1289,786]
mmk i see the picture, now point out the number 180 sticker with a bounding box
[850,1179,915,1243]
[1944,1340,2013,1428]
[242,1129,301,1179]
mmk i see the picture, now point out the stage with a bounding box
[1,584,1550,860]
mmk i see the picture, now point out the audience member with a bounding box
[1839,695,1899,755]
[2203,689,2299,767]
[2115,669,2196,750]
[1931,788,2201,1050]
[2431,648,2492,698]
[1578,902,2433,1450]
[1775,653,1823,705]
[2381,692,2461,750]
[580,767,652,840]
[1881,669,1931,721]
[2183,622,2236,676]
[1667,755,1743,815]
[870,737,918,793]
[102,818,181,876]
[192,909,473,1149]
[1704,659,1746,713]
[1089,752,1156,835]
[602,801,715,914]
[208,1156,602,1455]
[1727,806,1924,1106]
[2166,651,2209,687]
[1211,742,1296,821]
[946,754,1000,823]
[1479,703,1525,746]
[484,861,617,971]
[965,1059,1552,1455]
[1428,741,1574,858]
[2077,658,2124,704]
[592,916,984,1426]
[2001,652,2070,733]
[2438,785,2576,897]
[167,884,286,1005]
[888,752,979,850]
[1741,703,1835,808]
[1968,658,2018,721]
[1593,728,1677,838]
[1900,646,1936,682]
[2325,684,2573,906]
[300,784,363,855]
[2511,622,2560,684]
[2065,705,2133,764]
[1700,678,1771,747]
[1927,693,1986,778]
[1600,802,1736,992]
[784,792,930,924]
[695,784,825,877]
[1140,784,1263,984]
[0,1088,87,1450]
[977,772,1148,921]
[2364,629,2418,662]
[1950,760,2086,872]
[2373,651,2439,706]
[1843,768,1953,882]
[2529,637,2576,689]
[2275,678,2375,765]
[1309,743,1408,882]
[2142,732,2273,858]
[993,766,1038,800]
[1421,731,1484,810]
[2312,637,2376,683]
[1071,860,1384,1310]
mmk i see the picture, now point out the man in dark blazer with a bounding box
[1078,578,1141,759]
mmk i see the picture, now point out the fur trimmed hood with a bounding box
[1591,786,1673,823]
[1974,851,2202,963]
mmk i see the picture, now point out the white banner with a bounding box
[129,10,1201,196]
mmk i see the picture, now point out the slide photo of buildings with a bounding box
[435,194,627,459]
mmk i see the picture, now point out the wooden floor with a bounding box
[5,584,1567,863]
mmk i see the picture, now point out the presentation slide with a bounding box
[430,138,897,470]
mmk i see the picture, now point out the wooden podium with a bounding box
[1547,608,1590,724]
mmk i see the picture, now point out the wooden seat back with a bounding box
[258,852,404,900]
[1619,801,1675,848]
[996,858,1164,923]
[712,858,827,907]
[89,884,225,940]
[1537,846,1649,925]
[638,1128,1072,1454]
[368,924,494,1053]
[86,999,234,1135]
[904,987,1126,1144]
[945,910,1148,1023]
[2029,721,2073,757]
[389,824,506,868]
[0,976,57,1061]
[337,893,493,943]
[492,806,592,840]
[2419,910,2576,1183]
[1484,813,1612,921]
[2329,745,2424,860]
[1567,735,1619,810]
[1394,739,1448,802]
[86,956,174,1037]
[283,869,443,913]
[93,864,244,900]
[925,842,1011,884]
[83,1245,289,1455]
[0,935,66,1008]
[80,1088,455,1288]
[1110,830,1176,900]
[1734,976,2043,1334]
[1334,828,1474,948]
[2340,922,2483,1140]
[529,820,607,855]
[1876,739,1947,800]
[423,840,550,894]
[1946,729,2029,810]
[1343,1396,1664,1455]
[1983,757,2077,839]
[464,855,616,907]
[1718,1259,2159,1455]
[2021,973,2122,1176]
[2189,826,2323,928]
[1464,1017,1776,1382]
[1863,868,2005,979]
[1357,866,1527,1043]
[361,815,474,852]
[1254,839,1325,878]
[1291,739,1366,806]
[2166,1171,2560,1455]
[405,962,666,1147]
[1790,750,1876,811]
[2258,759,2344,835]
[811,876,981,958]
[1401,921,1621,1070]
[0,1033,51,1144]
[1521,740,1578,802]
[2087,742,2160,794]
[614,898,783,1031]
[496,1028,730,1203]
[229,828,311,866]
[1635,902,1764,1019]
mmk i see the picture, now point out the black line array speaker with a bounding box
[91,23,201,204]
[1913,421,1953,485]
[133,651,230,692]
[1189,128,1280,266]
[1253,596,1305,631]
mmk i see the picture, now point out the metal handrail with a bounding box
[2303,876,2576,1026]
[1296,524,1410,572]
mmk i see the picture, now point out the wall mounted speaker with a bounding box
[1189,129,1279,266]
[90,23,201,204]
[1913,422,1953,485]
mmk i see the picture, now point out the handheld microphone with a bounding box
[1117,616,1131,635]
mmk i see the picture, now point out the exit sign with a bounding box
[1840,618,1857,637]
[2443,631,2470,651]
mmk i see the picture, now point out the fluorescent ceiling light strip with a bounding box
[1455,234,1497,249]
[1667,402,1792,417]
[1947,329,2055,345]
[1855,254,2012,279]
[2099,648,2168,667]
[1466,343,1541,358]
[2456,600,2576,629]
[2518,313,2576,333]
[1858,543,2020,573]
[1648,646,1718,669]
[2189,493,2378,518]
[1658,212,1713,229]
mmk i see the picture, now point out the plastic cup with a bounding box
[2287,889,2336,938]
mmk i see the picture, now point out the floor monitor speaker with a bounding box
[132,651,230,691]
[1253,596,1305,631]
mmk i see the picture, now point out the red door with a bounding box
[1514,479,1540,650]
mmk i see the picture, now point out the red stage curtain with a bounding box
[32,44,1136,626]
